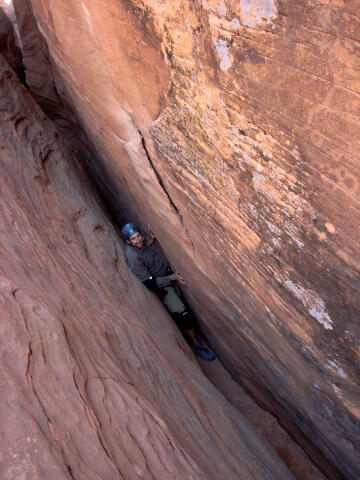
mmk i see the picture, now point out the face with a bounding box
[128,231,144,249]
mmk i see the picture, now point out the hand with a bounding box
[147,224,156,245]
[170,272,186,286]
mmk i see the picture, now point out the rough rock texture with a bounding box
[12,0,134,227]
[0,55,296,480]
[12,0,71,122]
[8,0,360,479]
[11,0,106,195]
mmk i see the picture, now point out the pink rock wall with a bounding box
[0,54,296,480]
[8,0,360,478]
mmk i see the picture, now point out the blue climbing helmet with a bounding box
[121,222,140,239]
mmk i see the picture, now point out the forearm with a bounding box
[155,275,172,288]
[142,274,172,291]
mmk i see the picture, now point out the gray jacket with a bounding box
[124,243,172,288]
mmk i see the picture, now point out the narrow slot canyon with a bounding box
[0,1,359,479]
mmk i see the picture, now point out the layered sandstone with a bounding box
[0,54,297,479]
[6,0,360,479]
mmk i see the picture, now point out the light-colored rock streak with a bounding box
[239,0,278,28]
[213,38,232,72]
[283,280,333,330]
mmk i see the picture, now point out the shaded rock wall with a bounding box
[0,53,297,480]
[11,0,106,197]
[9,0,360,478]
[0,3,24,82]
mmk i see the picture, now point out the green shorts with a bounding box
[162,286,185,313]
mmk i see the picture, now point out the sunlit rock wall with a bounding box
[16,1,360,478]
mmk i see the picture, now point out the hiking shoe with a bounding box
[193,342,216,361]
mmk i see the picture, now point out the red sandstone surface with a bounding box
[1,0,360,479]
[0,55,297,479]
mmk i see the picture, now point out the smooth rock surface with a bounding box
[0,55,296,479]
[200,358,328,480]
[9,0,360,478]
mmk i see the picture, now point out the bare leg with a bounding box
[184,328,198,345]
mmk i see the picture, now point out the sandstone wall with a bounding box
[0,52,298,479]
[10,1,360,478]
[0,3,24,81]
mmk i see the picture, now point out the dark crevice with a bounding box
[137,127,195,253]
[66,465,75,480]
[0,6,27,86]
[201,354,342,480]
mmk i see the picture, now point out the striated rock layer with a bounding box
[9,0,360,478]
[0,54,296,479]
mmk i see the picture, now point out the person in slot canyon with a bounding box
[122,222,215,361]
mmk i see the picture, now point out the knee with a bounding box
[171,310,195,331]
[176,306,186,314]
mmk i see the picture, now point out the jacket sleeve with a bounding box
[126,252,150,282]
[155,275,172,289]
[126,252,172,289]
